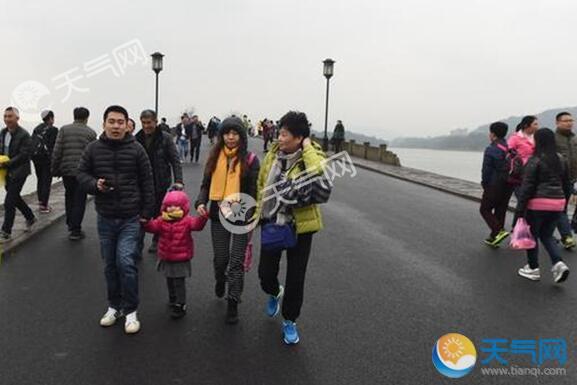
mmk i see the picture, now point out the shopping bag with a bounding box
[510,218,536,250]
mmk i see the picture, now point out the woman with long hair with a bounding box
[508,115,538,228]
[515,128,571,283]
[195,116,260,324]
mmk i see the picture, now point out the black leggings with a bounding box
[2,177,34,234]
[33,158,52,206]
[190,138,201,162]
[479,183,513,237]
[167,277,186,304]
[258,232,314,322]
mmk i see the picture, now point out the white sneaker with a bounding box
[124,311,141,334]
[552,261,570,283]
[99,307,120,327]
[518,264,541,281]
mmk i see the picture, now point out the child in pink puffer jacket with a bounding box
[144,190,208,319]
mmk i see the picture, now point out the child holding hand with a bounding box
[144,190,208,318]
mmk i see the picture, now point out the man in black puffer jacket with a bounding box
[77,105,155,335]
[135,109,183,254]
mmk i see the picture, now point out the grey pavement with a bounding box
[0,181,90,255]
[0,137,575,385]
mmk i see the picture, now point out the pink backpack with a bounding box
[496,143,524,186]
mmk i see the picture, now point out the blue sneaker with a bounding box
[266,285,284,318]
[282,320,300,345]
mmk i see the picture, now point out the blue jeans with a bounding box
[177,138,188,161]
[526,210,564,269]
[556,211,573,239]
[97,215,141,313]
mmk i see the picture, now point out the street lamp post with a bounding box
[322,58,335,152]
[151,52,164,117]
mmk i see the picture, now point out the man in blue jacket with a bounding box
[480,121,514,247]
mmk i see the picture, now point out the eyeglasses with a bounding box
[560,120,574,123]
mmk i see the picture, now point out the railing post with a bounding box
[363,142,370,159]
[379,144,388,162]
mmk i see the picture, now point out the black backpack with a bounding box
[31,125,49,158]
[496,143,524,186]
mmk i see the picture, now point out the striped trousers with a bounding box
[211,219,248,302]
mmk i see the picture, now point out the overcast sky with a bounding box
[1,0,576,139]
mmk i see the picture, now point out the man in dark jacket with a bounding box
[207,116,221,144]
[0,107,36,242]
[480,122,513,248]
[331,120,345,153]
[77,105,155,335]
[158,117,171,135]
[554,111,577,249]
[174,114,189,161]
[262,119,273,152]
[135,109,183,254]
[186,115,203,163]
[52,107,97,240]
[31,110,59,213]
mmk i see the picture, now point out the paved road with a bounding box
[0,138,576,385]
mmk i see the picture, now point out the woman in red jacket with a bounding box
[144,190,208,319]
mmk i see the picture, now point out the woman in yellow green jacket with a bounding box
[256,111,332,345]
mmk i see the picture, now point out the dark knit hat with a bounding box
[219,116,247,144]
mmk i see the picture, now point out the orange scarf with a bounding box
[209,147,241,201]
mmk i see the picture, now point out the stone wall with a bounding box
[310,135,401,166]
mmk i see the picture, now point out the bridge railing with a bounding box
[309,135,401,167]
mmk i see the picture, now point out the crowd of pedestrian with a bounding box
[0,106,332,346]
[480,112,577,284]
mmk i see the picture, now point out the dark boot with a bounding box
[215,280,226,298]
[68,230,85,241]
[226,299,239,324]
[170,303,187,319]
[168,295,176,306]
